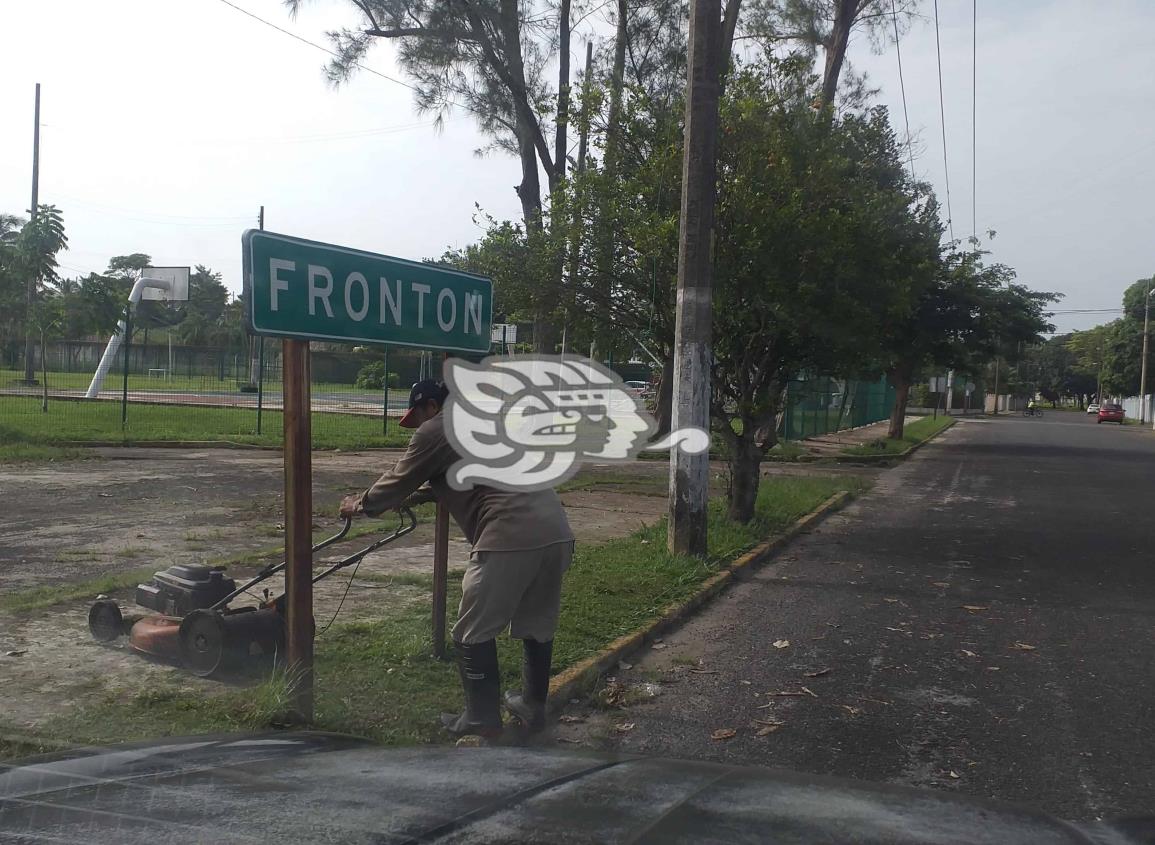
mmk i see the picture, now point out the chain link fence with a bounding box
[780,376,896,441]
[0,337,453,449]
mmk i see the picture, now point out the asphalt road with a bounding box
[563,412,1155,822]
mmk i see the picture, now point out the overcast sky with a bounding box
[2,0,1152,336]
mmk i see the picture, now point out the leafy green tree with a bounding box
[13,206,69,382]
[292,0,581,351]
[710,62,940,521]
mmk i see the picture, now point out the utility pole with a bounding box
[1141,281,1152,422]
[669,0,721,557]
[23,83,41,385]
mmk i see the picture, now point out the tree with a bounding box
[743,0,919,108]
[710,62,938,521]
[13,205,68,382]
[293,0,576,351]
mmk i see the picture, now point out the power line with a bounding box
[890,0,917,186]
[931,0,955,243]
[213,0,419,93]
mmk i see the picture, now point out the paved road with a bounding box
[562,413,1155,821]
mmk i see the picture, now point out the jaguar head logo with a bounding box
[442,355,706,491]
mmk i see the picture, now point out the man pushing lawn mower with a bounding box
[340,379,574,739]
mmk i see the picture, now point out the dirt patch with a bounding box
[0,447,870,734]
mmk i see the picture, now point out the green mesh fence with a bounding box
[780,376,895,441]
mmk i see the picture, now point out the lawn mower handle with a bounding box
[208,514,357,612]
[310,506,417,584]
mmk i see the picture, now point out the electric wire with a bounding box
[932,0,955,243]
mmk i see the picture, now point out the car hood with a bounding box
[1,731,1151,844]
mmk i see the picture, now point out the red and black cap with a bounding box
[398,379,449,429]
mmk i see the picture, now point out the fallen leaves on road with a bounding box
[858,696,892,706]
[690,668,718,675]
[803,668,831,678]
[986,666,1001,671]
[772,639,791,649]
[932,581,949,588]
[711,728,737,741]
[556,737,581,744]
[651,643,667,650]
[801,686,818,698]
[5,650,27,657]
[885,627,912,635]
[558,715,586,724]
[883,597,899,603]
[961,649,978,658]
[961,605,989,612]
[948,770,961,780]
[614,722,636,734]
[840,705,861,716]
[1011,642,1037,651]
[619,662,633,670]
[756,725,782,736]
[740,680,753,686]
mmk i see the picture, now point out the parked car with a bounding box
[1086,403,1100,414]
[1098,402,1125,424]
[624,380,651,397]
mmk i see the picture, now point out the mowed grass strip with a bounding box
[0,397,410,449]
[841,414,954,456]
[7,475,861,756]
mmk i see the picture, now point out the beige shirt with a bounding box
[358,413,573,553]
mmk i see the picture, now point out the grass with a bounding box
[0,566,160,614]
[0,442,96,463]
[841,414,955,457]
[1,367,388,397]
[0,397,410,450]
[7,475,860,755]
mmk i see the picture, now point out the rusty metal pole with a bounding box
[432,351,451,658]
[282,338,314,720]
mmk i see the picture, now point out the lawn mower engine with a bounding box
[135,564,236,617]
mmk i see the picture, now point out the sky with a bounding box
[1,0,1153,337]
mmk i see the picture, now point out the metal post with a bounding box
[432,351,450,658]
[382,346,389,435]
[121,304,131,427]
[282,339,314,721]
[1141,283,1151,422]
[992,359,1000,415]
[256,336,265,435]
[669,0,721,557]
[256,205,266,436]
[22,84,41,386]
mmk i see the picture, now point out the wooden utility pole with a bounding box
[1141,280,1151,422]
[23,83,41,385]
[283,339,314,720]
[668,0,721,557]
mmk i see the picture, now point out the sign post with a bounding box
[282,338,314,720]
[244,230,493,711]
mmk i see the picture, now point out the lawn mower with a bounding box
[87,507,417,677]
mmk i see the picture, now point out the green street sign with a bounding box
[243,230,493,353]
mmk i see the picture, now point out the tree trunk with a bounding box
[888,369,911,439]
[727,434,761,523]
[820,0,858,107]
[719,0,742,91]
[39,330,48,412]
[554,0,571,183]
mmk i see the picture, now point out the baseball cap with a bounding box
[399,379,449,428]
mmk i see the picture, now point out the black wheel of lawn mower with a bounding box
[179,609,231,677]
[88,600,125,642]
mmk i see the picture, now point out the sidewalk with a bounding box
[793,415,919,457]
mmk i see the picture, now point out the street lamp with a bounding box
[1140,283,1154,423]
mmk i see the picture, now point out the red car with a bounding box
[1098,402,1125,424]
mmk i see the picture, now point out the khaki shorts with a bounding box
[451,541,574,645]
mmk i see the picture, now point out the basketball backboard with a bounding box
[140,266,190,301]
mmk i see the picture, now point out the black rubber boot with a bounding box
[440,639,504,739]
[504,639,553,733]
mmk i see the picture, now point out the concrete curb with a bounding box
[831,417,956,464]
[547,490,854,708]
